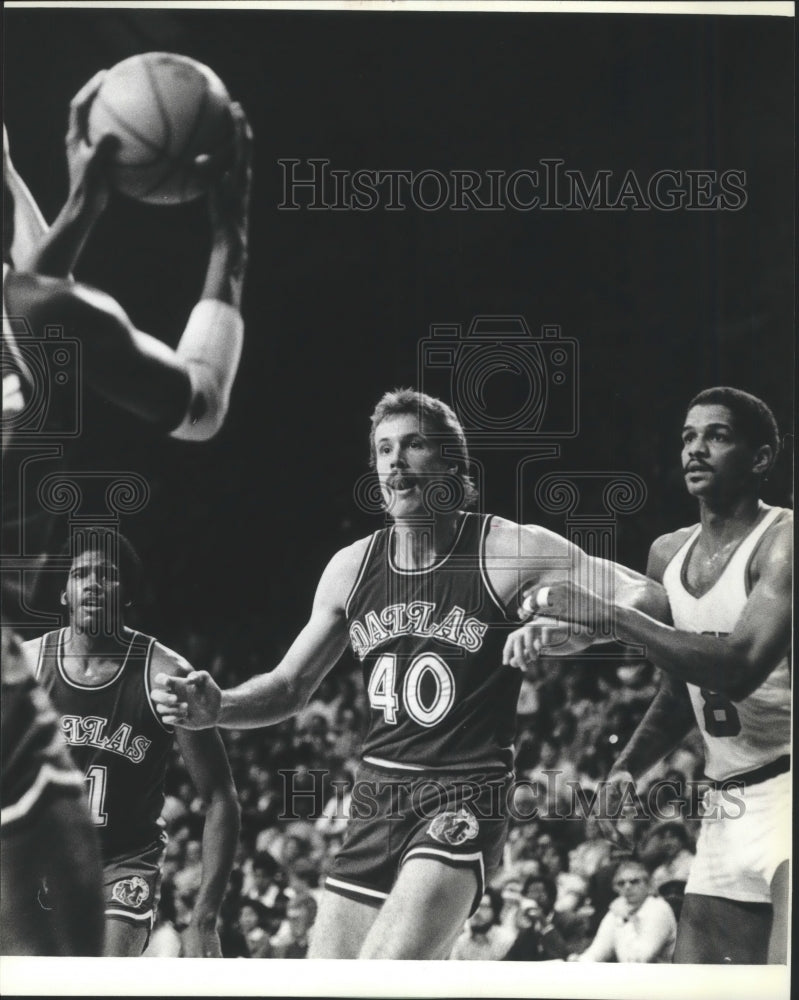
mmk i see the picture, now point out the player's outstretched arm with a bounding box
[15,84,252,441]
[528,516,792,699]
[152,646,240,957]
[487,521,670,664]
[25,72,117,278]
[152,542,362,730]
[3,125,49,270]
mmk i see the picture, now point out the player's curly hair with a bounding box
[368,387,479,508]
[58,526,143,605]
[687,387,781,472]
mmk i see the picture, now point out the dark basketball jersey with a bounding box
[34,627,173,858]
[1,632,85,836]
[346,512,522,772]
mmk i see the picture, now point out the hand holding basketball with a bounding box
[64,70,120,218]
[86,52,235,205]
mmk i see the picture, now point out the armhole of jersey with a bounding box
[675,525,702,593]
[33,634,47,681]
[344,533,379,620]
[744,506,786,596]
[143,636,173,734]
[479,515,515,622]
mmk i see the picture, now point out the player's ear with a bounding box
[60,590,67,606]
[752,445,773,476]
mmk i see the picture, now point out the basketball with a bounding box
[86,52,234,205]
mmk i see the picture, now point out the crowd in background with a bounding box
[145,632,703,962]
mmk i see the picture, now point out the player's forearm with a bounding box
[5,161,49,270]
[27,190,101,278]
[612,677,695,780]
[200,230,247,309]
[170,298,244,441]
[217,669,309,729]
[191,790,241,924]
[613,605,769,698]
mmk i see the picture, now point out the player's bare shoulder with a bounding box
[314,533,375,614]
[647,526,696,582]
[750,507,793,579]
[484,515,555,556]
[148,640,193,689]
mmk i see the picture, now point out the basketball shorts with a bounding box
[685,768,791,903]
[325,761,513,915]
[103,836,167,932]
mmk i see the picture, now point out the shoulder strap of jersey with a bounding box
[344,530,384,619]
[479,514,517,622]
[661,524,702,589]
[35,628,63,682]
[735,506,786,591]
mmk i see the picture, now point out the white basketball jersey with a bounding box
[662,506,791,781]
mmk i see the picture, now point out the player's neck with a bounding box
[391,511,462,569]
[65,623,130,658]
[697,493,764,540]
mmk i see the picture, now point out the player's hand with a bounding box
[152,669,222,729]
[65,70,119,218]
[519,581,610,631]
[503,616,597,668]
[181,920,222,958]
[502,618,563,669]
[597,769,637,851]
[205,102,252,307]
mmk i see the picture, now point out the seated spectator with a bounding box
[502,874,570,961]
[450,888,515,960]
[553,872,594,955]
[245,851,286,909]
[238,899,274,958]
[568,820,613,881]
[639,820,695,897]
[574,859,676,963]
[271,894,317,958]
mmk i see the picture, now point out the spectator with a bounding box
[270,894,317,958]
[574,859,677,963]
[502,874,570,961]
[238,898,274,958]
[639,820,695,921]
[450,888,515,960]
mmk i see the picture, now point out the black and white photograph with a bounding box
[1,1,793,997]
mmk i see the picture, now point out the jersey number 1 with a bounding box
[85,764,109,826]
[368,652,455,727]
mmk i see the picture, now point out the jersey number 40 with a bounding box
[368,652,455,727]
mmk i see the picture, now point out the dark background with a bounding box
[4,8,793,654]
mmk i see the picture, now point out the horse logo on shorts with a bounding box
[427,808,479,846]
[111,875,150,908]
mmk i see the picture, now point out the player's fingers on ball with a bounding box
[93,133,120,160]
[70,70,107,130]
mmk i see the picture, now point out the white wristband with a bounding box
[171,299,244,441]
[536,586,552,609]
